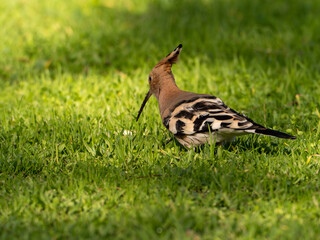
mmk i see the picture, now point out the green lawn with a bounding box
[1,0,320,239]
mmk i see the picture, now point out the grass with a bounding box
[0,0,320,239]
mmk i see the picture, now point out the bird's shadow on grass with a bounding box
[164,136,294,156]
[223,138,294,155]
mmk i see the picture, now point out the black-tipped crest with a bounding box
[167,44,183,56]
[163,43,183,65]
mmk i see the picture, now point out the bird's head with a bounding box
[136,44,183,121]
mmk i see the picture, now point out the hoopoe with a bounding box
[136,44,296,148]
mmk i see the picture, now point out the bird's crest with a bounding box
[155,44,182,73]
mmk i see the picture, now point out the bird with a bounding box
[136,44,296,148]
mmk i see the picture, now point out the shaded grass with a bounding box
[1,0,320,239]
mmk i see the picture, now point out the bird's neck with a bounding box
[158,76,183,116]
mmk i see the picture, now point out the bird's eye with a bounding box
[148,76,152,82]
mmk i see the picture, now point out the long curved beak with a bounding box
[136,90,152,121]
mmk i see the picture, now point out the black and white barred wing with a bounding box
[163,96,253,135]
[163,96,295,140]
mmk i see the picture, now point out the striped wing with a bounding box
[162,96,263,136]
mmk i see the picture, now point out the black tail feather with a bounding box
[255,128,296,139]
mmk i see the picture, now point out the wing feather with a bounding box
[164,97,263,136]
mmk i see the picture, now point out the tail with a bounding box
[254,128,296,139]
